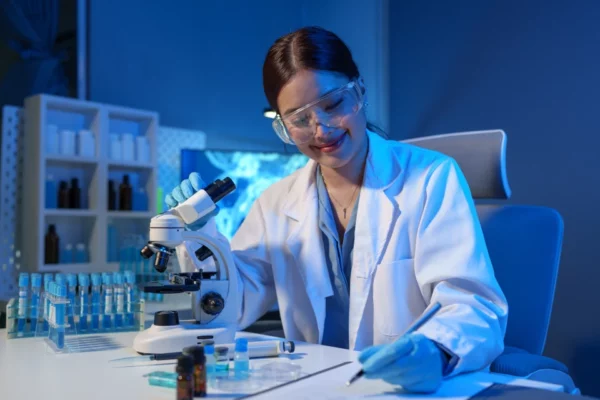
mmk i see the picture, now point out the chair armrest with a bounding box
[491,352,569,376]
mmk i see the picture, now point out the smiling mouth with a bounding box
[314,132,347,149]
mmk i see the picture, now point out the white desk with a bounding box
[0,329,566,400]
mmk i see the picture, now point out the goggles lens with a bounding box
[272,81,364,145]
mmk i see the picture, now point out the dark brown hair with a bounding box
[262,26,386,137]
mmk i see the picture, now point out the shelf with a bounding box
[46,154,98,165]
[40,262,119,273]
[45,209,98,217]
[107,211,154,219]
[107,160,154,170]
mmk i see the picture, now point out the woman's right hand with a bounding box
[165,172,205,208]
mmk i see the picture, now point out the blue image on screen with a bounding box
[181,149,309,240]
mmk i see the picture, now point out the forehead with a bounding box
[277,70,349,116]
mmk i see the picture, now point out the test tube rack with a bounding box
[4,293,146,344]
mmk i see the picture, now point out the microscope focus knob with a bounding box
[201,292,225,316]
[154,311,179,326]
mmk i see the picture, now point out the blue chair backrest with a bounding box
[476,204,564,355]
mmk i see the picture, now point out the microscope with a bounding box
[132,178,240,355]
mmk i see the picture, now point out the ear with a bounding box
[357,76,366,94]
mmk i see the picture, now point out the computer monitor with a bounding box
[180,149,309,240]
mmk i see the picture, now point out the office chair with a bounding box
[404,130,579,394]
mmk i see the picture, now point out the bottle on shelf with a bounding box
[119,175,132,211]
[75,243,88,263]
[60,243,73,264]
[121,133,135,162]
[133,187,148,212]
[69,178,81,209]
[44,225,60,264]
[108,180,117,211]
[45,174,57,209]
[58,181,69,209]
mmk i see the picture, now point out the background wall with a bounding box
[88,0,389,150]
[389,0,600,396]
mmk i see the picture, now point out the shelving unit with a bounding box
[22,94,158,274]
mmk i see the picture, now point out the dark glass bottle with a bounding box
[119,175,132,211]
[69,178,81,209]
[176,355,194,400]
[58,181,69,208]
[44,224,59,264]
[107,180,116,210]
[183,346,207,397]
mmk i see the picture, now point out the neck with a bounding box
[320,138,369,190]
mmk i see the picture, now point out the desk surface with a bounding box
[0,296,567,400]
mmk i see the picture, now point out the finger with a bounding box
[361,337,414,373]
[165,194,178,208]
[358,345,385,364]
[172,186,186,203]
[180,179,195,198]
[189,172,205,191]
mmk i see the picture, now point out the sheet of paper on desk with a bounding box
[254,362,492,399]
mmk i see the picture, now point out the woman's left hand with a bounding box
[358,333,445,393]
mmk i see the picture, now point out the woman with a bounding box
[167,26,508,393]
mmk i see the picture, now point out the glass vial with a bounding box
[183,346,207,397]
[234,338,250,378]
[215,346,230,373]
[176,354,195,400]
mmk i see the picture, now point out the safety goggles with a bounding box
[272,80,364,145]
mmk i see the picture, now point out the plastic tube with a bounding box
[17,273,29,334]
[30,273,42,333]
[56,283,66,349]
[66,273,77,328]
[102,273,113,330]
[43,274,53,331]
[91,273,102,330]
[124,270,137,326]
[78,273,89,331]
[113,272,124,328]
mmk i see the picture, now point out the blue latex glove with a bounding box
[359,333,444,393]
[164,172,218,230]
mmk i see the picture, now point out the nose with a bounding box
[313,122,336,143]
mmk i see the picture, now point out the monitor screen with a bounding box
[181,149,309,240]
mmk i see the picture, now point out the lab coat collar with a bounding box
[283,130,402,346]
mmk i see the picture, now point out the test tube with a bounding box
[29,273,42,333]
[113,272,124,328]
[90,273,102,330]
[66,273,77,328]
[78,273,89,331]
[234,338,250,378]
[55,273,66,286]
[16,273,29,334]
[55,283,67,349]
[42,273,53,331]
[48,282,56,343]
[124,270,137,326]
[102,273,114,330]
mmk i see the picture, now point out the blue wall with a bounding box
[390,0,600,395]
[89,0,302,150]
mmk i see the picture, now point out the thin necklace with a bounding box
[321,172,362,220]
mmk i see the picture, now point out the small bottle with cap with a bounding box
[183,346,207,397]
[113,272,125,328]
[102,273,114,330]
[42,273,53,332]
[234,338,250,378]
[215,346,230,374]
[204,344,216,376]
[176,354,195,400]
[55,283,67,349]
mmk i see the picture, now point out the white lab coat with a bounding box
[181,130,508,377]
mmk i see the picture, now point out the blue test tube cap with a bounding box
[56,284,67,298]
[31,273,42,287]
[66,273,77,288]
[102,272,113,285]
[113,272,123,285]
[124,270,136,284]
[235,338,248,353]
[78,273,90,287]
[49,281,56,296]
[204,344,215,355]
[91,273,102,286]
[43,273,53,284]
[55,273,66,286]
[18,273,29,287]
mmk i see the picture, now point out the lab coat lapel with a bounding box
[283,161,333,344]
[350,131,401,349]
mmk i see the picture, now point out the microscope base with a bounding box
[133,322,236,354]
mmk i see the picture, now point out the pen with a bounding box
[346,301,442,386]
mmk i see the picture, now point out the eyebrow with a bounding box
[281,86,341,117]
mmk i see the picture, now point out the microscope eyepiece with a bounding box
[205,177,236,204]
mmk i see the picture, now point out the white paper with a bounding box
[253,362,492,399]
